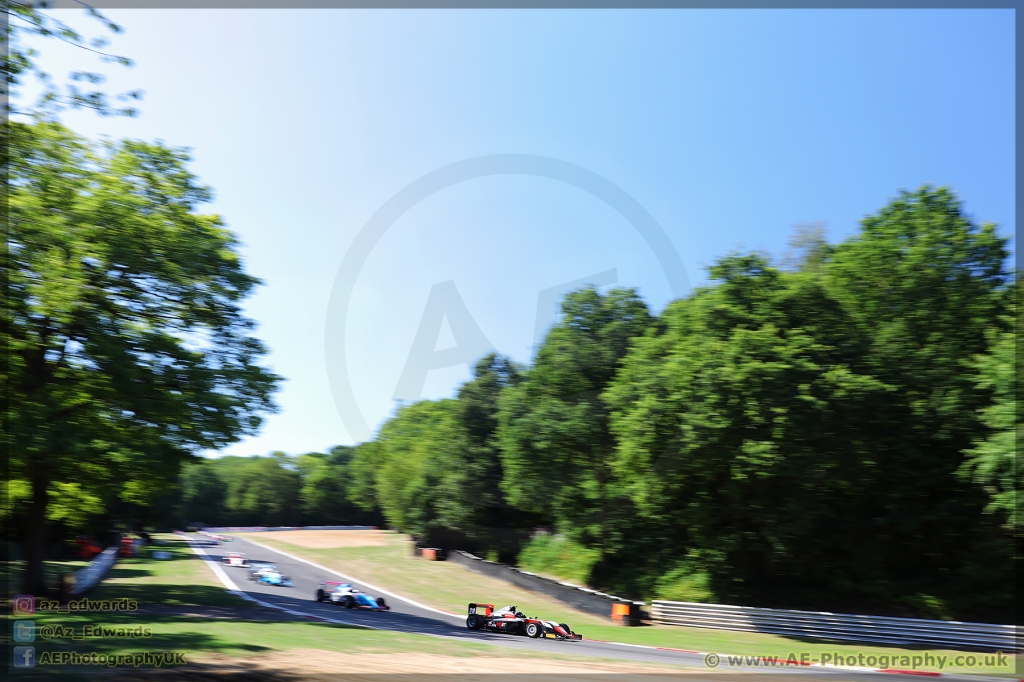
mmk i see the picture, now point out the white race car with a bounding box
[315,581,389,610]
[250,563,293,587]
[223,552,247,567]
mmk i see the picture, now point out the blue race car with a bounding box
[315,581,389,610]
[249,563,293,587]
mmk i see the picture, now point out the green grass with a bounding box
[516,534,599,586]
[247,532,614,627]
[248,532,1020,678]
[2,534,693,678]
[3,556,89,597]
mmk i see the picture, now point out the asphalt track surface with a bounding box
[190,534,999,680]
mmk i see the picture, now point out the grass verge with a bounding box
[3,534,695,678]
[247,531,1019,678]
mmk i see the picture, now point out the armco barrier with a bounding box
[448,550,642,624]
[651,600,1021,652]
[64,536,120,598]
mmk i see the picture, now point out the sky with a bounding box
[21,8,1015,456]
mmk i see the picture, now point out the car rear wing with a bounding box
[468,603,494,616]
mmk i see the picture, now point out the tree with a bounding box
[3,1,142,117]
[606,187,1013,620]
[354,399,465,540]
[178,460,226,527]
[295,448,381,526]
[960,281,1021,531]
[498,288,653,566]
[217,454,300,527]
[607,254,894,606]
[4,120,279,593]
[431,354,526,557]
[822,187,1012,619]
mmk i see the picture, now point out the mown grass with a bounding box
[2,534,692,678]
[246,532,614,627]
[516,534,599,586]
[248,532,1020,677]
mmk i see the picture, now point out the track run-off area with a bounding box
[186,533,1013,681]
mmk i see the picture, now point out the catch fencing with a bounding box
[651,600,1020,652]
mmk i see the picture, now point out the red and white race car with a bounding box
[222,552,247,567]
[466,603,582,640]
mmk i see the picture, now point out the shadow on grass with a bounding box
[88,581,252,609]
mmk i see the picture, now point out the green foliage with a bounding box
[516,534,599,586]
[350,193,1013,621]
[497,288,654,555]
[179,460,227,526]
[959,281,1021,530]
[4,120,279,591]
[217,454,302,527]
[606,187,1013,620]
[653,561,715,603]
[360,399,464,539]
[171,449,382,528]
[348,354,526,555]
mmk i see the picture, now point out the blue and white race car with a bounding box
[315,581,389,610]
[249,563,293,587]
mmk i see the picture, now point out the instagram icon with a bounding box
[12,595,35,616]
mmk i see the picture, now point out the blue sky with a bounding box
[25,8,1015,456]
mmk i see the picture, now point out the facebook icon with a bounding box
[13,646,35,668]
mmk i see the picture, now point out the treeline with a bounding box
[346,187,1018,623]
[175,449,382,528]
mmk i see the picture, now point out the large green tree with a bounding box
[498,288,653,565]
[348,354,525,554]
[607,187,1013,619]
[353,399,466,540]
[4,120,279,593]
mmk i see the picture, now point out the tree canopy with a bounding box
[4,120,280,592]
[348,186,1016,623]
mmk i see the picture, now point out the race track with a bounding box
[188,534,989,680]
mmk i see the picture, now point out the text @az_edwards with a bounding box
[34,623,153,640]
[703,651,1012,671]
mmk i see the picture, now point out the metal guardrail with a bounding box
[652,600,1020,652]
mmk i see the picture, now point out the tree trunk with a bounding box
[23,472,50,595]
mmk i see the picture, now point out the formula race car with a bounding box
[249,563,293,587]
[315,581,390,610]
[223,552,248,567]
[466,604,582,640]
